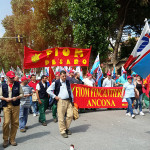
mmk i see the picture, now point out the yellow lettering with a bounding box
[117,89,122,97]
[87,100,92,107]
[74,59,78,64]
[66,59,70,64]
[45,60,49,66]
[62,48,70,56]
[82,59,87,64]
[92,99,97,106]
[97,99,101,106]
[52,59,56,65]
[74,49,83,57]
[46,49,53,57]
[55,48,58,56]
[112,100,116,106]
[60,59,63,64]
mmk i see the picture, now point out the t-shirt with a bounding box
[83,78,93,87]
[20,84,32,107]
[28,80,39,90]
[36,82,47,91]
[70,78,84,84]
[118,76,128,87]
[123,82,135,98]
[102,78,115,87]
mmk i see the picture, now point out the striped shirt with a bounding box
[20,84,32,107]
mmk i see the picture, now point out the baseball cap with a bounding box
[21,76,28,82]
[87,73,92,77]
[69,70,74,73]
[127,75,132,79]
[107,73,111,76]
[56,72,60,76]
[6,71,15,78]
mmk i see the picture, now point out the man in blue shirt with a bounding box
[118,71,128,87]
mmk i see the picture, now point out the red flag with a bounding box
[49,67,55,84]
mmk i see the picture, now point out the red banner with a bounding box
[24,46,91,69]
[71,84,128,108]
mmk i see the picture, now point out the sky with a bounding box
[0,0,12,37]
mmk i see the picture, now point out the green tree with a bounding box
[119,37,137,59]
[69,0,118,66]
[32,0,73,48]
[109,0,150,65]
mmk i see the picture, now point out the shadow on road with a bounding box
[16,131,50,143]
[71,124,90,133]
[27,119,53,129]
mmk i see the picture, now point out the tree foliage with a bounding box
[69,0,118,64]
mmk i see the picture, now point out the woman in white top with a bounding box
[121,76,139,118]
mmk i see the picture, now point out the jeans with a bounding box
[126,97,135,115]
[32,101,38,114]
[19,105,29,129]
[135,93,143,112]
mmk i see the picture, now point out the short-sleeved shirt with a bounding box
[118,76,128,87]
[70,78,84,84]
[123,82,135,98]
[102,78,115,87]
[36,82,47,91]
[20,84,32,107]
[83,78,93,87]
[28,80,39,91]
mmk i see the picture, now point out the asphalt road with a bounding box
[0,108,150,150]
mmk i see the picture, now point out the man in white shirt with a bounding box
[47,70,73,138]
[36,75,49,126]
[102,73,116,87]
[83,73,94,87]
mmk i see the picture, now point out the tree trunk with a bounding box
[113,0,131,66]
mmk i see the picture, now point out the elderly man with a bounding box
[0,71,24,148]
[47,70,73,138]
[70,72,84,84]
[102,73,116,87]
[83,73,94,87]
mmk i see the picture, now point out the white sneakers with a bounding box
[131,114,135,118]
[140,111,145,116]
[134,109,139,115]
[33,113,36,117]
[126,113,131,116]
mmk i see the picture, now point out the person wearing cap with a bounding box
[70,72,84,84]
[36,75,49,126]
[117,71,128,87]
[69,70,74,78]
[28,74,39,117]
[47,70,74,138]
[121,75,139,118]
[19,76,32,132]
[102,73,116,87]
[83,73,94,87]
[52,72,60,82]
[66,70,75,82]
[0,71,24,148]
